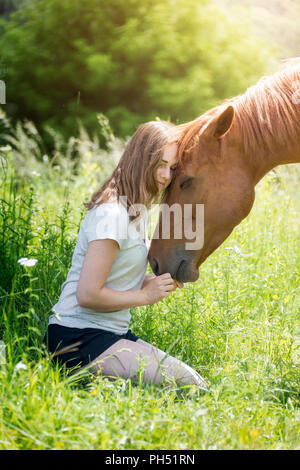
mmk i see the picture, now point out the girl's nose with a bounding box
[161,167,171,180]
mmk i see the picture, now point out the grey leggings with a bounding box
[86,338,208,389]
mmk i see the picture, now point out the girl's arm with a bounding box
[76,239,177,312]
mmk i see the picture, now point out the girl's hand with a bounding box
[141,273,178,305]
[141,274,157,289]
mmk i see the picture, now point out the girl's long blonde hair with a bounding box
[83,121,176,217]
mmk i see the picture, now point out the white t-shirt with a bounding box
[48,201,150,334]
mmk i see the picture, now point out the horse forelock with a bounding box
[171,109,218,168]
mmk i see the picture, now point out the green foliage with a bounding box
[0,0,25,18]
[0,0,274,144]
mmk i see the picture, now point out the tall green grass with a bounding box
[0,118,299,449]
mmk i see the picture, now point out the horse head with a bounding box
[149,105,256,282]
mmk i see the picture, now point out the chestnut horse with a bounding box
[149,58,300,282]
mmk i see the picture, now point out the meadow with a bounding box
[0,119,299,450]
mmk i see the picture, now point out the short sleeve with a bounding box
[83,203,129,249]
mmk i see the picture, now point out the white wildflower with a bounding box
[15,361,28,372]
[18,257,38,267]
[194,408,208,417]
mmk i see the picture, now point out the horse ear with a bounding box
[214,105,235,138]
[204,105,235,139]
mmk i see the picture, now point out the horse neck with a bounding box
[250,143,300,185]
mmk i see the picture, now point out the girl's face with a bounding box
[154,143,178,192]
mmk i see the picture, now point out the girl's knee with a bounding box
[112,338,135,352]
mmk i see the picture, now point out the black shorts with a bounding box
[44,324,139,370]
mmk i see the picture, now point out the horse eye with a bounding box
[179,177,193,190]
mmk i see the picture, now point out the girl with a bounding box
[45,121,207,389]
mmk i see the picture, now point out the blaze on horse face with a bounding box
[149,105,256,283]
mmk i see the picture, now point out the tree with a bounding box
[0,0,274,147]
[0,0,26,18]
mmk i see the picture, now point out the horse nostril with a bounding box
[152,257,159,275]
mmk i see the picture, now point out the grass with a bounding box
[0,119,299,449]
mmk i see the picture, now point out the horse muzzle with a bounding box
[149,247,199,283]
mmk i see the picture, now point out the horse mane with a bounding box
[230,58,300,158]
[172,58,300,164]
